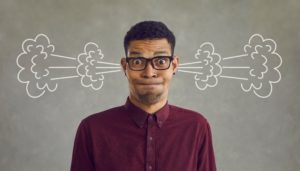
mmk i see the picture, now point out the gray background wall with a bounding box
[1,0,299,170]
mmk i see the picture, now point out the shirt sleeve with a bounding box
[197,121,217,171]
[70,119,95,171]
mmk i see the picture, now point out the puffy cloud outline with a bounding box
[76,42,104,90]
[241,34,282,98]
[194,42,222,90]
[16,34,57,98]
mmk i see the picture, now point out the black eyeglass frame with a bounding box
[125,56,174,71]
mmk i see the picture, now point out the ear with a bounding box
[172,55,179,73]
[120,57,127,76]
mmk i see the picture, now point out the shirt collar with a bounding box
[124,97,170,128]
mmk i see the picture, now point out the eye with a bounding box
[132,58,143,65]
[158,58,167,65]
[154,57,169,66]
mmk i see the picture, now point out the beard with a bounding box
[136,90,164,105]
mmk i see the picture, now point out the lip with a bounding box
[138,83,161,86]
[136,80,162,85]
[137,83,162,88]
[138,83,161,85]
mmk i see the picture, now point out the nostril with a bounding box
[142,69,157,78]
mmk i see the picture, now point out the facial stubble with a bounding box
[137,91,164,105]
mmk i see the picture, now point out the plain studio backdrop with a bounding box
[0,0,299,171]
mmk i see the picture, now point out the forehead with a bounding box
[128,38,171,55]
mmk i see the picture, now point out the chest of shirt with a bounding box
[90,121,201,171]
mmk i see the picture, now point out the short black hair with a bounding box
[124,21,176,57]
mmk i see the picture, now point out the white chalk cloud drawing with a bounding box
[16,34,121,98]
[77,42,120,90]
[17,33,282,99]
[16,34,57,98]
[178,34,282,98]
[178,42,222,90]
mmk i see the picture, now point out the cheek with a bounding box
[126,72,139,86]
[164,73,173,83]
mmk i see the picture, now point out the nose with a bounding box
[142,61,157,78]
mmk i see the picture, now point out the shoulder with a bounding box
[169,104,209,126]
[80,105,126,127]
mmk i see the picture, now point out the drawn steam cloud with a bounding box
[17,34,120,98]
[16,34,57,98]
[77,43,120,90]
[17,34,282,99]
[178,34,282,98]
[178,42,222,90]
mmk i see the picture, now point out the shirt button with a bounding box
[149,115,154,121]
[148,165,152,170]
[149,136,153,141]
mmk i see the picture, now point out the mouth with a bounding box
[138,83,161,85]
[137,81,162,86]
[138,83,161,88]
[136,79,163,85]
[136,81,163,89]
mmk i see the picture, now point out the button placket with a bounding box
[146,115,156,171]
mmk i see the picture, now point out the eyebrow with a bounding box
[128,51,142,56]
[154,51,169,55]
[128,50,169,56]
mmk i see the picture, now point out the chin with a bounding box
[137,92,164,105]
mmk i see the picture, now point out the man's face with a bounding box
[121,38,179,105]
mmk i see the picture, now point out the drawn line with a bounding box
[222,54,248,60]
[95,66,121,69]
[219,75,248,80]
[51,54,77,60]
[178,70,203,75]
[95,70,121,74]
[96,61,120,66]
[179,61,202,66]
[222,66,250,69]
[49,66,77,69]
[50,75,79,80]
[178,66,203,69]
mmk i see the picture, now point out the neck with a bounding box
[129,95,167,114]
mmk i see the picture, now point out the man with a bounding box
[70,21,217,171]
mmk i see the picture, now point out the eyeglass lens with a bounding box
[127,56,172,70]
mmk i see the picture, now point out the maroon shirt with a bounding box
[70,98,217,171]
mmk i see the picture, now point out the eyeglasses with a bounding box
[126,56,174,71]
